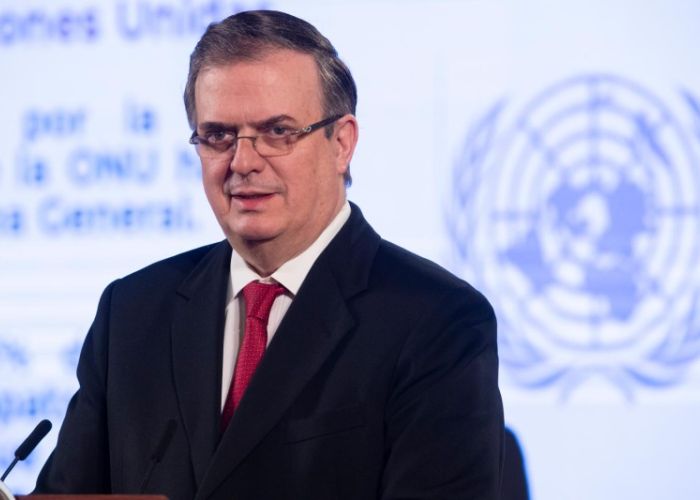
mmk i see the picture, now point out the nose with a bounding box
[229,136,265,175]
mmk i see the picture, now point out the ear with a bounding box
[333,114,359,175]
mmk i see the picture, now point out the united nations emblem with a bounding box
[447,74,700,396]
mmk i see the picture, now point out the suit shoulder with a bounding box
[374,239,479,292]
[114,240,228,292]
[373,239,494,317]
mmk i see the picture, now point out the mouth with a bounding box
[229,190,277,210]
[232,192,273,199]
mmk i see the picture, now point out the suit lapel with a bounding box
[195,204,381,500]
[171,241,232,486]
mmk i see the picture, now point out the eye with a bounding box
[204,130,236,144]
[265,125,293,138]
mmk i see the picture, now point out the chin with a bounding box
[226,221,282,244]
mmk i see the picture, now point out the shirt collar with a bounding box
[230,201,351,298]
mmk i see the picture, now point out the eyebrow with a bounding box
[197,114,297,132]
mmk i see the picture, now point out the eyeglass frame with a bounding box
[189,114,344,159]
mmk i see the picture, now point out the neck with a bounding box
[234,241,288,277]
[230,198,346,277]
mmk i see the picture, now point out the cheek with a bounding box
[282,170,315,209]
[202,165,229,208]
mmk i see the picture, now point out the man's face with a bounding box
[194,50,354,267]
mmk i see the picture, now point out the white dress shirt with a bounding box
[220,201,351,409]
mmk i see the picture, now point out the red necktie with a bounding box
[221,281,286,430]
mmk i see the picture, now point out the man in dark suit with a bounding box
[35,10,504,500]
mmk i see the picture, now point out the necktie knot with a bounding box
[242,281,286,321]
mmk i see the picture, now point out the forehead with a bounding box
[194,49,323,125]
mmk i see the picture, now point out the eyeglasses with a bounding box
[189,114,343,160]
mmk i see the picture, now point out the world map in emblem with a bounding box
[447,74,700,395]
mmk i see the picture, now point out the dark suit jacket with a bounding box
[35,204,504,500]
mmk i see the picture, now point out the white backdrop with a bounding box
[1,1,700,498]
